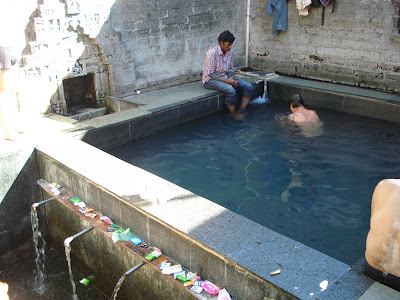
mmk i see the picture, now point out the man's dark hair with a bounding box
[289,94,305,108]
[218,31,235,44]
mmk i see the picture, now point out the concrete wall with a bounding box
[103,0,246,96]
[250,0,400,93]
[0,148,43,270]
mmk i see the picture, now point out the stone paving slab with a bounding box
[121,82,219,112]
[79,107,152,128]
[358,282,400,300]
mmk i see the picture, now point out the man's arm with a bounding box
[203,50,217,83]
[209,72,237,85]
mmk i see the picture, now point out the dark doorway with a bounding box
[63,73,97,115]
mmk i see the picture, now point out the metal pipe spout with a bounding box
[32,198,55,211]
[124,262,145,277]
[64,227,94,247]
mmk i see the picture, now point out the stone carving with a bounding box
[83,14,100,35]
[38,4,65,19]
[66,0,80,15]
[23,1,113,115]
[71,61,85,76]
[97,91,107,105]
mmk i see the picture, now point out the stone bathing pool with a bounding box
[107,102,400,266]
[20,76,400,299]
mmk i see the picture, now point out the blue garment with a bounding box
[267,0,288,35]
[204,79,254,107]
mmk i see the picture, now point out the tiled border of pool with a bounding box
[34,76,400,299]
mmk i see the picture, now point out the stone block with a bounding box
[343,95,400,123]
[82,122,131,149]
[303,89,345,112]
[188,13,214,24]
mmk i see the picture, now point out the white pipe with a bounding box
[245,0,251,68]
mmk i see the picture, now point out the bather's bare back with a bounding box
[365,179,400,277]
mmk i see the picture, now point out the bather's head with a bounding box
[218,31,235,54]
[218,30,235,44]
[289,94,305,108]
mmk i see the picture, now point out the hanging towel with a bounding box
[296,0,311,16]
[267,0,288,35]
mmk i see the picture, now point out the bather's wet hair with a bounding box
[218,31,235,44]
[289,94,305,108]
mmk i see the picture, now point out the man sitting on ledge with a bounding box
[365,179,400,291]
[202,30,254,116]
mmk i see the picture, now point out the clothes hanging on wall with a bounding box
[296,0,311,16]
[311,0,321,7]
[267,0,288,35]
[320,0,336,25]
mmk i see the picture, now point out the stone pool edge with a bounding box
[33,78,395,299]
[35,136,351,300]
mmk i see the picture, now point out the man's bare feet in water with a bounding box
[230,111,246,121]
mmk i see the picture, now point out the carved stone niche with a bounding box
[66,0,80,15]
[58,36,112,116]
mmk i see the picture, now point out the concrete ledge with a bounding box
[106,96,139,113]
[36,137,352,299]
[65,82,225,149]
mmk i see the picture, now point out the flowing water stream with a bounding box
[110,274,126,300]
[65,243,79,300]
[31,208,46,295]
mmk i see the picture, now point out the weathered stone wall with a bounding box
[250,0,400,93]
[1,0,245,114]
[97,0,246,96]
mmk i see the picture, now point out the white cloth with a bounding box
[296,0,312,9]
[296,0,311,16]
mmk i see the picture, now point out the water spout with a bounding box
[110,262,145,300]
[64,227,94,300]
[32,197,55,211]
[64,227,95,248]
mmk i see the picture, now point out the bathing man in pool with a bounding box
[288,94,320,123]
[202,30,254,115]
[364,179,400,291]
